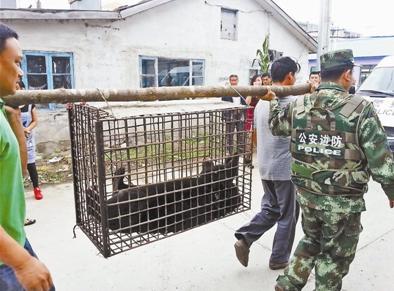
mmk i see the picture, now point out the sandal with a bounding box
[24,218,36,226]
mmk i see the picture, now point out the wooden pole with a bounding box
[2,84,311,106]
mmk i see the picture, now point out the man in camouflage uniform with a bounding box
[267,49,394,290]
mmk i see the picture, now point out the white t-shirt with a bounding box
[255,95,296,180]
[232,97,241,105]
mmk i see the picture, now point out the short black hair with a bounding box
[321,64,353,82]
[270,57,300,82]
[261,72,271,78]
[229,74,238,79]
[0,23,18,53]
[309,72,320,78]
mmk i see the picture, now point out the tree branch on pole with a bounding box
[3,84,311,107]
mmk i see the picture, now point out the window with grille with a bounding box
[21,51,74,109]
[22,51,74,90]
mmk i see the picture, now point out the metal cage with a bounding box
[69,104,252,257]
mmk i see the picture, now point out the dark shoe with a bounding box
[269,261,288,270]
[234,239,250,267]
[24,218,36,226]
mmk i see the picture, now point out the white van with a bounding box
[357,56,394,151]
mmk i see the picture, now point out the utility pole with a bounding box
[317,0,331,69]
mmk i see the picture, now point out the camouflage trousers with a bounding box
[276,205,362,291]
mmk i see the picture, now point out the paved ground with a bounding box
[25,164,394,291]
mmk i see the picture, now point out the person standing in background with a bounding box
[17,80,43,200]
[262,72,272,85]
[244,74,262,167]
[308,66,321,88]
[222,74,247,155]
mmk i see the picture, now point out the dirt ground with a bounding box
[31,100,245,186]
[26,141,73,187]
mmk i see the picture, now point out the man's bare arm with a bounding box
[0,226,53,290]
[5,106,27,175]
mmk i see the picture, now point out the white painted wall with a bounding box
[3,0,312,146]
[3,19,123,89]
[70,0,102,10]
[0,0,16,8]
[5,0,311,91]
[117,0,311,86]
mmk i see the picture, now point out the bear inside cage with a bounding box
[69,104,252,257]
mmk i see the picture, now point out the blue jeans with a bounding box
[0,239,55,291]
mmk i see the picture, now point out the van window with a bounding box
[359,67,394,95]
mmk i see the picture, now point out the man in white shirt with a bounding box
[234,58,300,270]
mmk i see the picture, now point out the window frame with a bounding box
[21,51,75,90]
[139,56,158,88]
[191,60,205,86]
[220,8,238,41]
[139,56,205,88]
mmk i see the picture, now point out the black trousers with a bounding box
[225,119,245,154]
[27,163,39,188]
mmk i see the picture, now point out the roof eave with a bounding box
[257,0,317,52]
[119,0,175,18]
[0,9,120,20]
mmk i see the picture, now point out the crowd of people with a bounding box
[1,21,394,291]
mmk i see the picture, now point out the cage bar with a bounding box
[69,104,252,257]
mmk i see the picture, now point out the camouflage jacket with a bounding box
[269,82,394,212]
